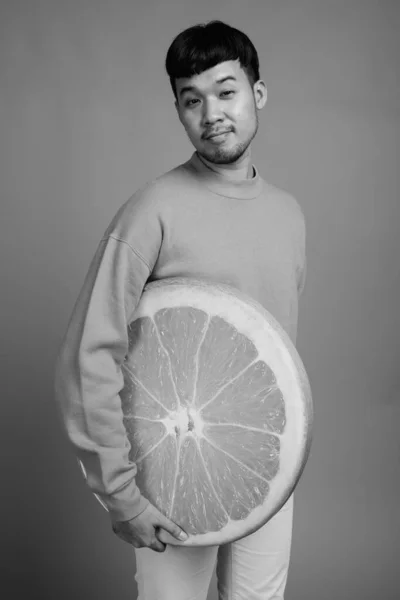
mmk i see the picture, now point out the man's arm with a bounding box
[55,233,155,522]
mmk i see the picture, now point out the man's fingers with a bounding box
[158,515,188,541]
[151,539,167,553]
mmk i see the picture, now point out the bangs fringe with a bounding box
[165,21,260,95]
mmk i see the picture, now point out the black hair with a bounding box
[165,20,260,100]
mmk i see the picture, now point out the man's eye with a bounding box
[221,90,235,97]
[186,99,199,107]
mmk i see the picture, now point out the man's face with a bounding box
[175,60,266,165]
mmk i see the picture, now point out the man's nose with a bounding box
[202,99,224,125]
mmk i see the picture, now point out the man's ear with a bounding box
[254,80,267,110]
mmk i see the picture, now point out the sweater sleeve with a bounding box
[55,230,158,522]
[298,254,307,297]
[297,207,307,297]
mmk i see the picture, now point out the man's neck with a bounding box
[196,150,254,182]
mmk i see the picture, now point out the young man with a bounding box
[55,20,307,600]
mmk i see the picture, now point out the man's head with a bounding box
[165,21,267,166]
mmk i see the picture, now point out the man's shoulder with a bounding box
[262,180,305,225]
[104,160,190,236]
[124,160,190,211]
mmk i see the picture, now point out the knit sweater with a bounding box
[55,151,307,522]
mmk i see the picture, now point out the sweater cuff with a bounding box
[102,482,150,522]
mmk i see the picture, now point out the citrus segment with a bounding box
[195,316,258,409]
[200,360,285,434]
[120,374,169,421]
[154,307,209,408]
[132,432,177,517]
[169,435,228,534]
[201,424,280,481]
[125,317,179,413]
[199,435,271,520]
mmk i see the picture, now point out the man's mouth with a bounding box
[205,130,232,140]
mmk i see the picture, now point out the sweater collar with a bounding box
[185,151,263,200]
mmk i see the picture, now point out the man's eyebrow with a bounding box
[178,76,237,98]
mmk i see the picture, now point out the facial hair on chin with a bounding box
[198,113,259,165]
[203,142,248,165]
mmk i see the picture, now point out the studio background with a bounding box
[1,1,399,599]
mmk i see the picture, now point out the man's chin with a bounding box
[199,146,247,165]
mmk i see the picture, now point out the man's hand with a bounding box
[112,503,188,553]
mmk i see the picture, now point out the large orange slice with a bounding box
[83,278,313,547]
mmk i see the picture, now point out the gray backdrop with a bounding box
[1,1,399,599]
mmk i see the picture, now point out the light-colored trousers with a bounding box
[134,494,293,600]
